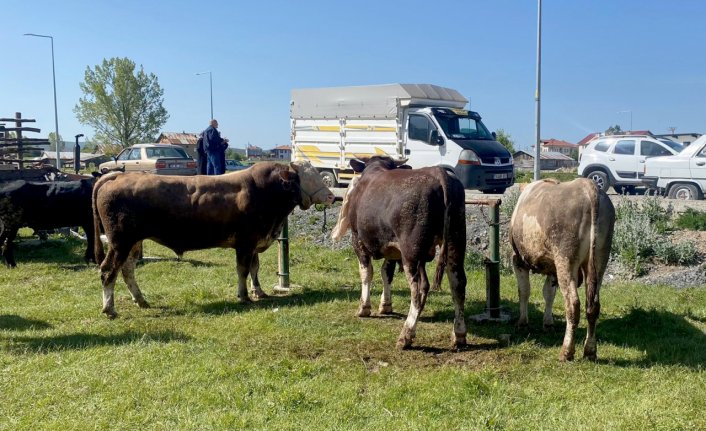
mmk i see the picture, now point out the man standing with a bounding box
[203,119,228,175]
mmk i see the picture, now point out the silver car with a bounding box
[99,144,197,176]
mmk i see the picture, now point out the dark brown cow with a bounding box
[510,178,615,361]
[92,161,334,318]
[334,156,467,349]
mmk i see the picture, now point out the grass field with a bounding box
[1,231,706,430]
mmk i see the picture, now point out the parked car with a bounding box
[578,134,681,193]
[225,159,248,171]
[99,144,197,176]
[643,134,706,200]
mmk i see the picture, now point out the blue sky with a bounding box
[2,0,704,150]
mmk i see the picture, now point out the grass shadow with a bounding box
[0,314,53,331]
[11,237,88,266]
[2,330,190,355]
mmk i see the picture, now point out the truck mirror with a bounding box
[430,130,444,146]
[492,131,497,140]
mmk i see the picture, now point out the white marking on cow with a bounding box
[357,260,373,317]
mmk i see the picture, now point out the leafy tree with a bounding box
[225,148,245,161]
[495,129,516,153]
[74,57,169,150]
[569,149,579,161]
[48,132,65,152]
[605,124,623,135]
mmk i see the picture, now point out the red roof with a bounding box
[157,132,199,146]
[577,133,600,147]
[272,145,291,151]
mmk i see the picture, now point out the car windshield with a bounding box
[658,139,683,153]
[433,110,493,140]
[145,147,188,159]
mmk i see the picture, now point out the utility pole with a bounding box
[533,0,542,181]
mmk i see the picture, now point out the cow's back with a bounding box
[510,178,607,274]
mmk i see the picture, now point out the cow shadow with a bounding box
[0,314,52,331]
[198,288,358,315]
[137,256,217,268]
[9,237,88,266]
[1,329,190,355]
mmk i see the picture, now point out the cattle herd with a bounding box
[0,157,616,361]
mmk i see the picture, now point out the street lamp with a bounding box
[196,71,213,119]
[533,0,542,181]
[74,133,84,175]
[24,33,61,170]
[618,110,633,132]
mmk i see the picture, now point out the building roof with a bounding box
[540,138,577,148]
[157,132,199,146]
[513,150,574,161]
[272,145,291,151]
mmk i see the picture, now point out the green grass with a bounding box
[1,230,706,430]
[676,207,706,231]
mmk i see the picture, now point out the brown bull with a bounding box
[334,156,468,349]
[510,178,615,361]
[93,161,334,318]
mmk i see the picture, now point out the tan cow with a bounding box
[510,178,615,361]
[92,161,334,318]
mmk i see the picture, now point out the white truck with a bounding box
[290,83,514,192]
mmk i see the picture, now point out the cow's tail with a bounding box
[92,173,118,265]
[432,169,453,291]
[585,183,600,315]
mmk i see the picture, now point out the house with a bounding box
[513,150,577,171]
[245,144,264,159]
[156,132,200,158]
[654,132,702,147]
[540,139,578,157]
[270,145,291,161]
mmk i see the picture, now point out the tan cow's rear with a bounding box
[510,178,615,361]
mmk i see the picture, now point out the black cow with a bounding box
[332,156,468,349]
[0,178,98,267]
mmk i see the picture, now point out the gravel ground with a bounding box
[288,201,706,289]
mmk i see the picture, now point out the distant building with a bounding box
[654,132,701,147]
[157,132,200,158]
[540,139,578,156]
[513,150,577,171]
[270,145,291,161]
[245,144,264,159]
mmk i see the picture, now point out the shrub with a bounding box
[654,241,699,266]
[675,207,706,231]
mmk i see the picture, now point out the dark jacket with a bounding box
[203,125,225,153]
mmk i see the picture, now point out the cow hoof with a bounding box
[542,324,556,332]
[252,290,269,299]
[135,298,151,309]
[238,296,253,304]
[516,321,529,330]
[356,306,371,318]
[559,348,575,362]
[453,334,467,349]
[396,337,413,350]
[102,309,118,320]
[378,304,393,314]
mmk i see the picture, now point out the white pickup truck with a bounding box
[643,134,706,200]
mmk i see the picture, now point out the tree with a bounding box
[48,132,65,152]
[74,57,169,151]
[495,129,516,153]
[605,124,623,136]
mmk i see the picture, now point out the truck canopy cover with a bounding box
[291,84,468,119]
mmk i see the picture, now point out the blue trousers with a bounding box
[207,151,225,175]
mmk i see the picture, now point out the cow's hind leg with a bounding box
[543,274,558,330]
[355,254,374,317]
[398,261,430,349]
[249,254,268,299]
[235,249,254,303]
[446,256,467,348]
[513,255,531,328]
[583,275,602,362]
[378,259,396,314]
[100,246,131,319]
[1,227,18,268]
[120,243,150,309]
[556,264,581,361]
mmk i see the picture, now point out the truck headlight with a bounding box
[459,149,481,166]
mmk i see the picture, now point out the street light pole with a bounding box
[533,0,542,181]
[24,33,61,170]
[196,71,213,119]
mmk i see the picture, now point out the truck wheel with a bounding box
[586,171,609,191]
[668,183,702,200]
[613,185,636,195]
[320,171,337,188]
[482,188,506,194]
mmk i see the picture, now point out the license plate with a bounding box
[493,173,508,179]
[169,163,181,168]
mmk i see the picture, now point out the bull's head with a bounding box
[350,156,409,173]
[288,161,335,210]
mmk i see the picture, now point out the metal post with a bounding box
[533,0,542,181]
[273,218,291,292]
[209,72,213,120]
[74,133,83,174]
[486,201,501,318]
